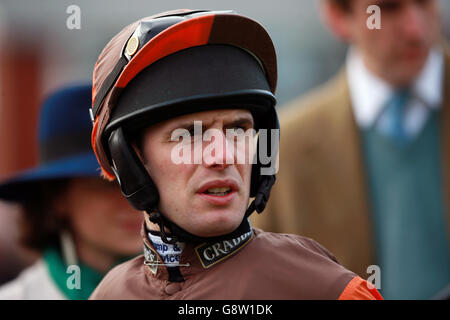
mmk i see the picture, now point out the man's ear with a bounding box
[318,0,353,42]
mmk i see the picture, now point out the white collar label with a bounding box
[148,232,185,267]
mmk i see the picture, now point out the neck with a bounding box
[143,210,253,246]
[73,236,120,274]
[144,212,164,232]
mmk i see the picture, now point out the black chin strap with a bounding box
[148,211,179,244]
[248,175,276,214]
[147,175,275,245]
[147,210,252,245]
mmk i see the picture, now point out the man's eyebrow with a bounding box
[226,115,254,127]
[167,120,202,132]
[172,121,196,130]
[167,114,254,132]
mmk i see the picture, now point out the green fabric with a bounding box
[43,247,105,300]
[361,111,450,299]
[43,248,136,300]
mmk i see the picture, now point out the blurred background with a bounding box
[0,0,449,284]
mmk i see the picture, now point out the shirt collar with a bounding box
[43,247,105,300]
[141,220,255,281]
[413,48,444,109]
[346,46,444,129]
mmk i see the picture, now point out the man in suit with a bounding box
[251,0,450,299]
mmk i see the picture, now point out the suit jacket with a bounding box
[251,46,450,277]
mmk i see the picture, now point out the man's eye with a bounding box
[186,125,204,136]
[171,128,192,141]
[415,0,431,7]
[226,127,250,141]
[378,1,402,13]
[228,126,246,132]
[189,128,199,136]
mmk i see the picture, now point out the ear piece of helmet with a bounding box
[108,127,159,211]
[249,105,280,212]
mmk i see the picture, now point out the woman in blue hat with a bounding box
[0,84,143,299]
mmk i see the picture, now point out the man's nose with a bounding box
[202,129,234,169]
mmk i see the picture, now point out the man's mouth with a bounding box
[204,187,232,196]
[196,180,239,204]
[198,180,238,194]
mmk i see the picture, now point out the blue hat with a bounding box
[0,84,101,202]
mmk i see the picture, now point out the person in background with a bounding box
[0,84,142,299]
[251,0,450,299]
[0,202,36,285]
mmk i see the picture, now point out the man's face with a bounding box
[333,0,440,86]
[141,109,255,238]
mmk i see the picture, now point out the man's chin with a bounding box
[385,61,426,87]
[396,49,429,79]
[189,219,243,239]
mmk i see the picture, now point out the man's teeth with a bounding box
[206,187,231,195]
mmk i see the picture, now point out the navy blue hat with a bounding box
[0,84,100,202]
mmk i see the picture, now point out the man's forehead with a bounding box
[164,109,253,126]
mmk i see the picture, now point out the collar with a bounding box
[141,221,254,281]
[346,46,444,129]
[43,247,104,300]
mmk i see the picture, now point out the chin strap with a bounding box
[148,211,178,244]
[147,175,275,245]
[147,210,253,245]
[247,175,276,216]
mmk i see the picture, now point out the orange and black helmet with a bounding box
[90,9,279,243]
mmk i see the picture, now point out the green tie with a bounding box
[382,88,411,145]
